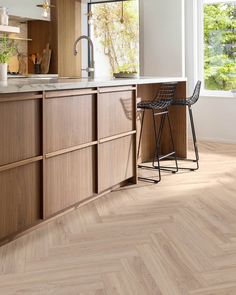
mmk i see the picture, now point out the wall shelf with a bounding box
[0,25,20,34]
[0,35,32,41]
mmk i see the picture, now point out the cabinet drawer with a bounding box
[44,147,96,218]
[0,99,41,166]
[0,162,41,240]
[99,89,135,138]
[99,135,134,192]
[45,94,96,153]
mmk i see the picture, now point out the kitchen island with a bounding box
[0,76,186,245]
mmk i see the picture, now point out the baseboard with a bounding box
[197,136,236,145]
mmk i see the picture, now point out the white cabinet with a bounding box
[0,0,51,21]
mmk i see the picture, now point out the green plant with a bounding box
[204,3,236,91]
[0,34,16,64]
[92,1,139,75]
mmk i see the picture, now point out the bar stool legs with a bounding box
[138,109,160,184]
[188,105,199,170]
[138,109,178,184]
[152,111,178,174]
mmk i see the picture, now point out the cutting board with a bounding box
[8,55,19,73]
[41,43,52,74]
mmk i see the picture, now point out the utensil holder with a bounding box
[34,64,41,74]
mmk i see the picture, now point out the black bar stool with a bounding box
[137,82,178,183]
[172,80,201,171]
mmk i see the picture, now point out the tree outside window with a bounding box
[204,1,236,91]
[89,0,139,77]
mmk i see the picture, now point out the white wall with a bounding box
[140,0,185,77]
[0,0,50,20]
[185,0,236,144]
[81,0,185,78]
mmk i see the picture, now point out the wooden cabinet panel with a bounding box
[45,94,96,153]
[0,162,41,240]
[99,135,134,192]
[99,90,135,138]
[44,147,96,218]
[0,99,41,166]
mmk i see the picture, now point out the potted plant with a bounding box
[0,34,16,81]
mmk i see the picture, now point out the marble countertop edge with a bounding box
[0,76,187,94]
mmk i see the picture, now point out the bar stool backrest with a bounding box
[154,82,178,103]
[189,80,201,105]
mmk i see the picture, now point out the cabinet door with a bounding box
[99,135,135,192]
[45,93,96,153]
[44,147,96,218]
[99,88,135,139]
[0,162,41,240]
[0,98,41,166]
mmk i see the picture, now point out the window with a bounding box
[200,0,236,92]
[88,0,139,78]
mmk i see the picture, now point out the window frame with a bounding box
[198,0,236,97]
[87,0,140,77]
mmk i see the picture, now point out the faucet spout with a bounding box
[73,35,95,79]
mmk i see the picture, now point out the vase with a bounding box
[0,63,8,81]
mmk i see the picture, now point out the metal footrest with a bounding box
[138,176,160,184]
[159,152,176,161]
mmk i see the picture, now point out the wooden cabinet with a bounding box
[0,93,43,241]
[0,162,41,240]
[0,82,187,245]
[45,90,96,153]
[44,147,96,218]
[43,89,98,218]
[98,86,137,192]
[0,94,41,166]
[99,135,135,192]
[99,87,135,139]
[28,0,81,76]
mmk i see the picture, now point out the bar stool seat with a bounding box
[137,82,178,183]
[138,99,172,110]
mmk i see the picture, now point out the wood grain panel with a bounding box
[137,84,160,163]
[160,81,187,158]
[137,81,187,162]
[0,98,41,166]
[50,0,81,77]
[99,135,134,192]
[99,90,135,139]
[0,162,41,240]
[45,94,96,153]
[28,0,81,76]
[28,20,53,74]
[44,147,96,218]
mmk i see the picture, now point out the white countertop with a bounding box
[0,76,187,94]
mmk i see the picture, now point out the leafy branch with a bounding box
[0,34,16,64]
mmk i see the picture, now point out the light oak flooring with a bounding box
[1,141,236,295]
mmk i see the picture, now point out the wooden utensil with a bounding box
[41,43,52,74]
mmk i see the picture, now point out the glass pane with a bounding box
[89,0,139,78]
[204,2,236,90]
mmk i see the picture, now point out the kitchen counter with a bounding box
[0,76,187,246]
[0,76,187,94]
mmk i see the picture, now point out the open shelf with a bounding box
[0,35,32,41]
[0,25,20,34]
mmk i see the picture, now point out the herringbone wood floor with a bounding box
[1,141,236,295]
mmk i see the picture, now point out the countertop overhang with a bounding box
[0,76,187,94]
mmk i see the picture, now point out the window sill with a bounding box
[201,90,236,99]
